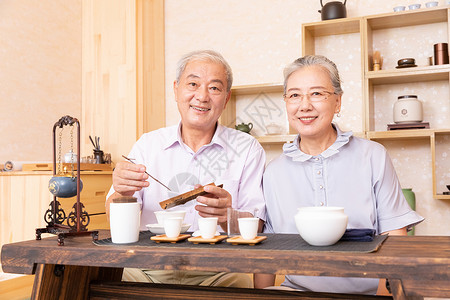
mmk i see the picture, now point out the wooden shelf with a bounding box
[303,18,361,37]
[231,83,283,95]
[434,129,450,135]
[366,65,450,85]
[367,129,438,140]
[435,194,450,200]
[302,8,450,201]
[256,134,296,144]
[366,6,448,30]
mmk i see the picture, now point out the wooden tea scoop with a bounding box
[159,183,224,209]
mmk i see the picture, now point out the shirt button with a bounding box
[317,171,321,175]
[319,185,323,189]
[315,157,319,161]
[320,202,324,206]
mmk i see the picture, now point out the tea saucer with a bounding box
[396,64,417,68]
[146,223,191,235]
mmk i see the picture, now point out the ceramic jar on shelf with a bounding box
[393,95,423,123]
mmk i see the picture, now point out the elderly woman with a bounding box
[255,55,424,295]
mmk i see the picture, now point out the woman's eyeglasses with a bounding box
[283,90,336,104]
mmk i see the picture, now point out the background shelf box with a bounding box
[365,6,448,30]
[366,65,450,85]
[22,163,113,171]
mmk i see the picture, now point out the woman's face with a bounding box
[285,65,341,139]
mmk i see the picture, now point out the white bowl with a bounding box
[265,123,283,135]
[154,210,186,225]
[146,223,191,235]
[294,207,348,246]
[425,1,438,7]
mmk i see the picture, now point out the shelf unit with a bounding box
[220,7,450,199]
[220,83,287,141]
[301,6,450,199]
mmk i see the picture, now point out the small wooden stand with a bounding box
[188,235,228,244]
[226,236,267,246]
[150,234,191,243]
[387,122,430,130]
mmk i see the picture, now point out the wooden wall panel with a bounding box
[82,0,138,163]
[82,0,165,163]
[137,0,166,136]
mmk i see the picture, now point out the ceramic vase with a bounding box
[402,188,416,235]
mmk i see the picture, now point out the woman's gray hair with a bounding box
[175,50,233,92]
[283,55,343,95]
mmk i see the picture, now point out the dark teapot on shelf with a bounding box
[235,122,253,134]
[319,0,347,21]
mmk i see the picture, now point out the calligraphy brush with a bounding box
[121,155,171,191]
[89,135,97,149]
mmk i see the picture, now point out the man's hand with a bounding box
[195,184,231,229]
[112,161,149,196]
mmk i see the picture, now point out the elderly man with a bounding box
[106,50,265,287]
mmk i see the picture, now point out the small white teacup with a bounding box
[408,3,421,10]
[238,217,259,240]
[198,217,218,239]
[155,210,186,225]
[425,1,438,7]
[164,217,183,238]
[393,5,406,12]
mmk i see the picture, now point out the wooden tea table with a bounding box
[1,230,449,300]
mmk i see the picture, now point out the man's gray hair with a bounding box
[175,50,233,92]
[283,55,343,95]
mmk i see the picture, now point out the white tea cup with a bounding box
[155,210,186,225]
[109,198,141,244]
[408,3,421,10]
[425,1,438,7]
[164,217,183,238]
[238,217,259,240]
[198,217,218,239]
[393,6,406,12]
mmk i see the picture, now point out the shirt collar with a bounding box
[283,123,353,162]
[163,121,225,151]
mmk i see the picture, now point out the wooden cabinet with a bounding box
[0,171,112,252]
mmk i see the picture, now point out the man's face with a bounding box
[174,60,231,132]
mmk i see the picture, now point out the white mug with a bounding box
[110,200,141,244]
[198,217,218,239]
[164,217,183,238]
[238,217,259,240]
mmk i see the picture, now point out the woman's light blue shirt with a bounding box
[263,124,424,294]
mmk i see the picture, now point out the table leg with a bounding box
[31,264,123,300]
[388,279,423,300]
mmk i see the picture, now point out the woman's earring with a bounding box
[336,111,341,118]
